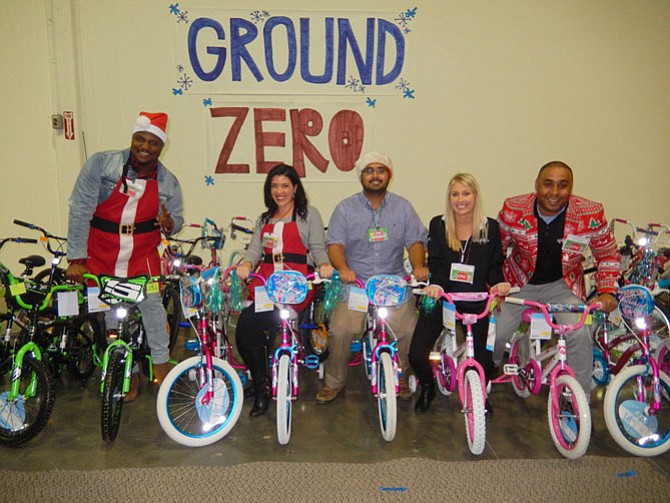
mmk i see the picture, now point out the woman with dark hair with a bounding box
[235,163,333,417]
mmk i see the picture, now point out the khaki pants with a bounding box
[323,298,419,390]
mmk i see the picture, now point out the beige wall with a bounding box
[2,0,670,268]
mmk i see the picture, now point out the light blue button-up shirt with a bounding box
[327,191,427,282]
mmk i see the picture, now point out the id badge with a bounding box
[562,234,589,254]
[450,263,475,284]
[261,232,278,248]
[368,227,388,243]
[124,179,144,197]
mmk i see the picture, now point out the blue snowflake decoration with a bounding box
[169,3,189,23]
[395,78,416,99]
[172,88,183,96]
[203,98,212,107]
[205,176,215,186]
[250,10,270,24]
[366,97,377,108]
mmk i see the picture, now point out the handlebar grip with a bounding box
[15,238,38,244]
[508,286,521,295]
[505,297,526,306]
[614,218,628,224]
[13,219,35,229]
[231,223,253,234]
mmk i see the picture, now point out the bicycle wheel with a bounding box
[509,338,542,397]
[435,352,457,396]
[101,350,126,442]
[156,356,243,447]
[603,364,670,457]
[591,347,610,389]
[0,356,55,446]
[463,368,486,455]
[377,352,397,441]
[547,374,591,459]
[276,354,293,445]
[66,314,98,380]
[162,284,181,354]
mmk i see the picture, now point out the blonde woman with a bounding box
[408,173,510,414]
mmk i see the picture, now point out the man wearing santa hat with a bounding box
[316,151,429,404]
[66,111,184,401]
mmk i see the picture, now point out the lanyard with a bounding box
[460,237,472,264]
[370,206,382,229]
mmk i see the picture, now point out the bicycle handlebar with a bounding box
[504,297,602,333]
[13,219,67,256]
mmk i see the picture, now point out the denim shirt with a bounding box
[67,148,184,261]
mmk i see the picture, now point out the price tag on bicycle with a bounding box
[530,312,552,340]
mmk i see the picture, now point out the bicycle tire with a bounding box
[547,374,591,459]
[591,347,610,389]
[66,314,98,380]
[463,368,486,455]
[101,350,126,442]
[603,364,670,457]
[162,284,181,354]
[377,352,397,441]
[156,356,243,447]
[0,356,55,446]
[276,354,292,445]
[33,267,68,286]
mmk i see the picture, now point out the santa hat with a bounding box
[355,151,393,178]
[131,111,168,144]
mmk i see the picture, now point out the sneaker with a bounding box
[316,385,343,404]
[398,375,413,401]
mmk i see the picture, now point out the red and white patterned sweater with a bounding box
[498,193,620,299]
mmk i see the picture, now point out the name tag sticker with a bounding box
[450,263,475,284]
[562,234,589,254]
[368,227,389,243]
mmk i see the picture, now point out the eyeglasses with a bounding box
[361,167,387,176]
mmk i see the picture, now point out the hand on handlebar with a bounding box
[595,292,617,313]
[236,263,252,281]
[66,263,90,283]
[318,263,334,279]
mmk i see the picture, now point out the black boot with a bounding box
[414,381,436,414]
[245,348,270,417]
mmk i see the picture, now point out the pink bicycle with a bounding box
[493,297,601,459]
[427,290,502,455]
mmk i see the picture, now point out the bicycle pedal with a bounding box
[503,363,519,375]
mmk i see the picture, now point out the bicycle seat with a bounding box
[19,255,46,269]
[184,255,203,266]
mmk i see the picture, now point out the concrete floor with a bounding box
[2,327,670,480]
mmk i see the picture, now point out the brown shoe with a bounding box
[123,372,140,403]
[152,362,172,385]
[316,385,343,404]
[398,375,413,401]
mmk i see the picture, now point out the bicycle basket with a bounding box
[98,275,148,305]
[266,270,308,305]
[617,284,654,323]
[365,275,407,307]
